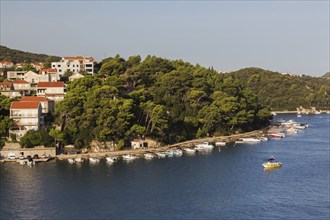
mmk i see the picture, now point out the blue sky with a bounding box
[1,1,329,76]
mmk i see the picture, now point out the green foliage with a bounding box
[55,56,273,149]
[0,45,60,63]
[20,129,54,148]
[228,68,330,110]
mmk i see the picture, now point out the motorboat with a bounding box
[89,157,100,164]
[268,133,286,139]
[68,158,75,164]
[235,138,261,144]
[215,141,226,147]
[106,156,118,163]
[263,161,282,169]
[144,153,155,160]
[259,136,268,141]
[195,142,214,150]
[155,152,166,158]
[183,148,196,154]
[75,157,83,163]
[173,149,183,157]
[165,150,174,157]
[122,154,137,161]
[286,127,298,134]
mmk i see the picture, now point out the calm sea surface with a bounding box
[1,114,329,220]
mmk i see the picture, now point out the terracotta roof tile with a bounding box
[37,82,64,87]
[13,80,29,84]
[20,96,48,102]
[11,101,40,109]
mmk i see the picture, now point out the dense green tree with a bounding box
[20,129,54,148]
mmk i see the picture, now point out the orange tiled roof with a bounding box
[0,82,13,87]
[13,80,29,84]
[11,101,40,109]
[20,96,48,102]
[37,82,64,87]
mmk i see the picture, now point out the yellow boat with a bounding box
[262,161,282,169]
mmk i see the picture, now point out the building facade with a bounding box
[37,81,65,101]
[9,101,43,139]
[51,56,95,77]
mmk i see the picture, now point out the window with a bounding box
[59,69,62,72]
[58,65,60,67]
[52,65,55,67]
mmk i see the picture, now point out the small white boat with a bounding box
[106,156,118,163]
[259,136,268,141]
[195,142,214,150]
[122,154,137,161]
[19,159,26,165]
[75,157,83,163]
[297,114,302,118]
[89,157,100,164]
[314,111,321,114]
[144,153,155,160]
[183,148,196,154]
[235,138,261,144]
[155,152,166,158]
[68,158,75,164]
[286,127,298,134]
[215,141,226,147]
[268,133,286,139]
[165,150,174,157]
[173,149,183,157]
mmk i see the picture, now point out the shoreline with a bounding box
[55,128,266,160]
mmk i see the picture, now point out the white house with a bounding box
[0,82,21,98]
[7,71,26,81]
[9,101,43,139]
[20,96,54,114]
[12,80,31,91]
[51,56,95,77]
[40,68,58,82]
[37,81,65,101]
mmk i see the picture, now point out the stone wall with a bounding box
[0,146,56,158]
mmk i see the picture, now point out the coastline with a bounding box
[55,128,266,160]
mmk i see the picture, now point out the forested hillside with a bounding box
[0,45,61,63]
[228,68,330,111]
[54,55,271,148]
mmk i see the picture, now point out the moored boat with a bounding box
[268,133,286,139]
[155,152,166,158]
[183,148,196,154]
[122,154,137,161]
[89,157,100,164]
[68,158,75,164]
[235,138,261,144]
[215,141,226,147]
[106,156,118,163]
[173,149,183,157]
[195,142,214,150]
[75,157,83,163]
[259,136,268,141]
[144,153,155,160]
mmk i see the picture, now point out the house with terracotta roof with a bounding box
[40,68,58,82]
[31,62,43,71]
[13,80,31,91]
[51,56,95,77]
[0,61,14,69]
[0,81,21,98]
[9,101,43,139]
[37,81,65,101]
[20,96,54,114]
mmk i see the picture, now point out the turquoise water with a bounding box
[1,114,329,219]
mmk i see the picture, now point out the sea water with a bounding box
[1,114,329,219]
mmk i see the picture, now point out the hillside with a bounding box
[322,72,330,78]
[226,67,330,111]
[0,45,61,63]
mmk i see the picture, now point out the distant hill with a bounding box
[0,45,61,63]
[322,72,330,78]
[226,67,330,111]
